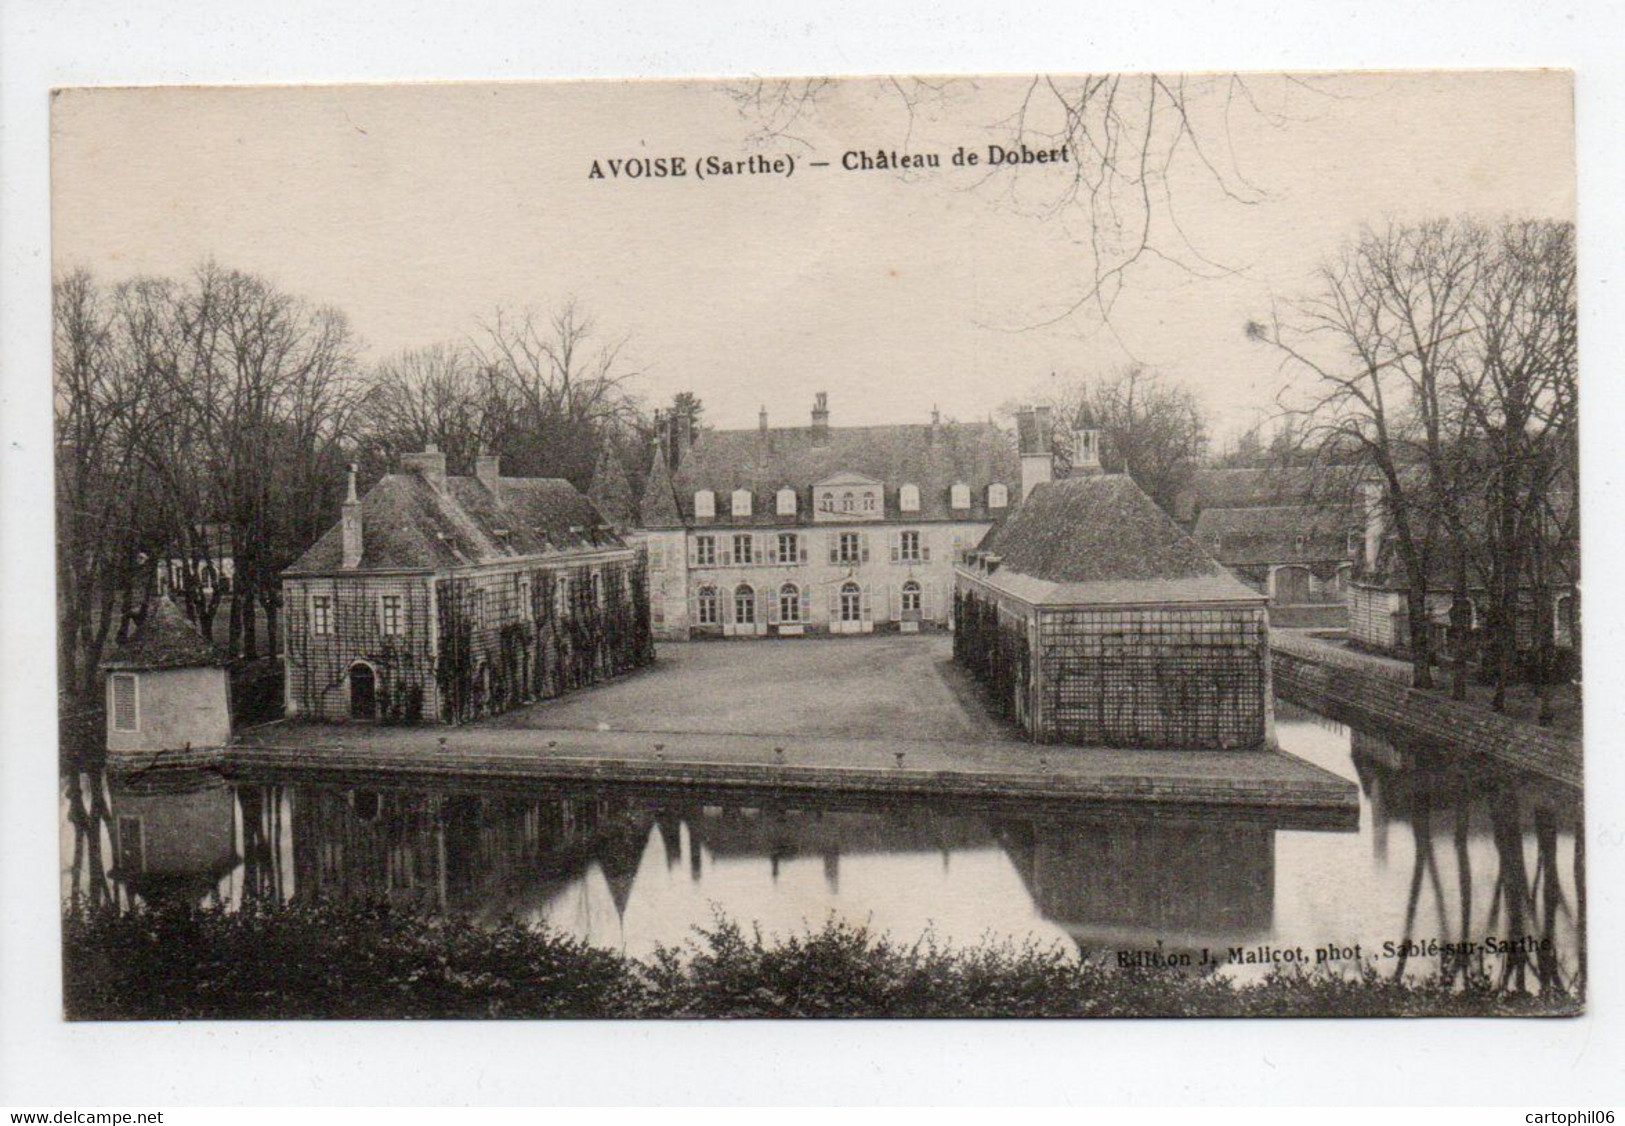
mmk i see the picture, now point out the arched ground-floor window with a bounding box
[696,585,719,625]
[840,581,862,623]
[780,583,801,622]
[734,584,756,625]
[901,580,922,618]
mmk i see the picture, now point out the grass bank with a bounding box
[63,901,1579,1019]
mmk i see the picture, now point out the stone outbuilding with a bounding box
[282,446,653,725]
[1193,504,1359,610]
[955,473,1273,750]
[101,597,233,759]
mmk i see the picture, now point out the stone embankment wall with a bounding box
[1270,632,1581,790]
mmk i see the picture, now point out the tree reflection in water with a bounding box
[62,721,1584,999]
[1351,729,1582,998]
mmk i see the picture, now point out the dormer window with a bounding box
[694,489,715,519]
[950,483,971,510]
[900,484,920,512]
[731,489,753,518]
[988,483,1009,509]
[776,487,797,516]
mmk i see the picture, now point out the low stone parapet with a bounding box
[1270,641,1581,791]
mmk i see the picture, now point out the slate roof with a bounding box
[102,597,230,670]
[285,472,623,575]
[963,474,1262,607]
[1193,504,1358,566]
[638,420,1020,529]
[1176,464,1373,523]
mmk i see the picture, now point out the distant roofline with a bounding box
[284,543,635,579]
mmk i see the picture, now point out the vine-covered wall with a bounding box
[283,547,654,726]
[283,575,436,724]
[952,586,1031,728]
[435,549,654,724]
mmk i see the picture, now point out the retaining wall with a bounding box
[1270,636,1581,790]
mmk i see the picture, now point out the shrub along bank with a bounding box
[63,900,1579,1020]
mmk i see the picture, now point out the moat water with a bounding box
[61,703,1583,991]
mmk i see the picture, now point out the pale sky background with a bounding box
[51,71,1574,442]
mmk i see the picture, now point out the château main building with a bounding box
[635,393,1022,640]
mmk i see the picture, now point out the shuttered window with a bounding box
[836,532,864,565]
[111,673,139,732]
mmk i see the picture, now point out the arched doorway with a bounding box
[348,662,377,721]
[901,580,922,620]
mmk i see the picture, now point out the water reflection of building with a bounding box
[286,785,657,918]
[681,804,995,890]
[106,772,239,905]
[997,814,1274,943]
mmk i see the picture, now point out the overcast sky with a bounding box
[51,71,1573,442]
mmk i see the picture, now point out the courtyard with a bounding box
[235,633,1359,818]
[488,634,1019,744]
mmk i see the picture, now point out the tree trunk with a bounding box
[240,580,259,661]
[1405,587,1435,689]
[1449,585,1471,702]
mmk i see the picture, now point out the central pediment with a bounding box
[814,471,883,488]
[812,472,885,522]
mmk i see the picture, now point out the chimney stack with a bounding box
[759,405,769,435]
[811,392,830,445]
[401,443,448,494]
[475,449,501,496]
[1018,406,1053,500]
[670,410,695,464]
[341,463,363,568]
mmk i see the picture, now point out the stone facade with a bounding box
[633,394,1020,640]
[100,597,234,758]
[639,520,986,639]
[282,450,652,725]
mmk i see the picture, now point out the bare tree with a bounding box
[359,342,484,476]
[1456,220,1578,715]
[1250,221,1486,689]
[1022,365,1210,516]
[54,270,147,700]
[468,300,644,489]
[1253,218,1578,703]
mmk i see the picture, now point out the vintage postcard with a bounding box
[52,71,1580,1020]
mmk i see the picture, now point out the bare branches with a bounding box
[1023,364,1210,515]
[1250,218,1578,699]
[727,74,1288,335]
